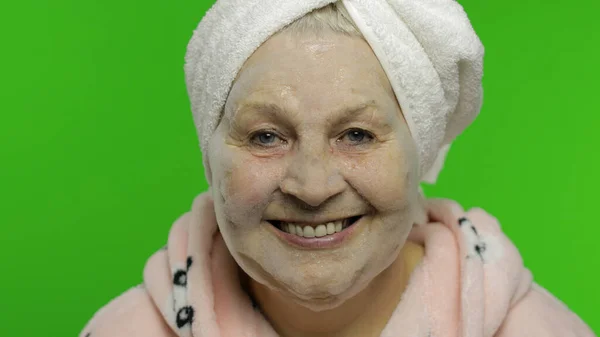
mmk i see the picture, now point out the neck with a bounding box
[245,240,424,337]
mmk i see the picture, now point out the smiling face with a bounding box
[206,30,423,310]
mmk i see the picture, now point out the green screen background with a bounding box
[1,0,598,335]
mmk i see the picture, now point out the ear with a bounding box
[202,150,213,186]
[413,185,429,226]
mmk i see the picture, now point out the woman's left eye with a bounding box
[338,128,375,145]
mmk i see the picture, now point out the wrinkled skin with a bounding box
[205,30,426,313]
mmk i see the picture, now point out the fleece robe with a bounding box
[80,192,596,337]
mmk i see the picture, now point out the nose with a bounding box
[279,146,347,207]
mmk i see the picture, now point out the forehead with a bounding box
[227,31,396,114]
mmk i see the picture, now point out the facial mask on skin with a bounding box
[206,32,425,311]
[186,0,484,187]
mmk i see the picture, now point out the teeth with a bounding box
[315,224,327,237]
[280,219,349,238]
[295,224,304,237]
[304,226,315,238]
[326,222,335,234]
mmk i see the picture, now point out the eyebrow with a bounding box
[234,100,379,123]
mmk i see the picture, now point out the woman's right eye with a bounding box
[250,130,286,147]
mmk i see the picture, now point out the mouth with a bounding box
[266,215,363,238]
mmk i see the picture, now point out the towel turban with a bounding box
[184,0,484,185]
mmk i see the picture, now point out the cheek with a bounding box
[214,148,285,224]
[227,158,278,204]
[343,144,414,212]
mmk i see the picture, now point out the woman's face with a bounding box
[206,30,422,310]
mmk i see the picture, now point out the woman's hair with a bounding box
[281,1,364,39]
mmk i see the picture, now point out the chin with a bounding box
[268,262,374,312]
[227,209,411,311]
[282,273,373,312]
[289,293,350,312]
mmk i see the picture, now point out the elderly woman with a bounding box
[80,1,594,336]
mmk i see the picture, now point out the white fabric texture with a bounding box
[184,0,484,184]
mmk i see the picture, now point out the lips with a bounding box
[267,215,362,238]
[266,215,364,249]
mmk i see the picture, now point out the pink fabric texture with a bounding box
[79,192,596,337]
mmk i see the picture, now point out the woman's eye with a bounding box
[339,128,374,145]
[250,131,285,147]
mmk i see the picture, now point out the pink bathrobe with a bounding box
[79,192,595,337]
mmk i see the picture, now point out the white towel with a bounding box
[184,0,484,184]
